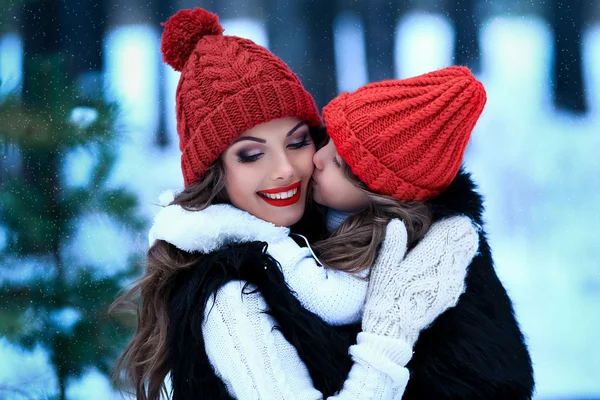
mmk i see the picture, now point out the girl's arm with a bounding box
[203,280,412,400]
[268,237,372,326]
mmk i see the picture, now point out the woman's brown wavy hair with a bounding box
[110,160,229,400]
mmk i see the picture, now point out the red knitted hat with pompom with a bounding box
[323,66,486,201]
[161,8,321,186]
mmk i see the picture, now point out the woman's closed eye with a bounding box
[235,132,311,163]
[237,150,263,163]
[287,134,312,150]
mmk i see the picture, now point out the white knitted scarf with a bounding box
[148,191,290,253]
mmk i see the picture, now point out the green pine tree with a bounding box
[0,38,144,400]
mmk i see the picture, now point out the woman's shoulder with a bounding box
[211,280,258,301]
[205,280,268,318]
[169,241,275,327]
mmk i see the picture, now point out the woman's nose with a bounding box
[272,153,295,181]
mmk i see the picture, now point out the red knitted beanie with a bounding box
[322,66,486,201]
[161,8,322,186]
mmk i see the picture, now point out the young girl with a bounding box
[115,7,479,400]
[312,66,488,285]
[312,67,534,399]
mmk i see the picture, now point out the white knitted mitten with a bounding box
[362,216,479,347]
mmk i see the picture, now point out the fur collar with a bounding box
[148,199,290,254]
[427,169,485,225]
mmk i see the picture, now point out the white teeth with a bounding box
[260,188,298,200]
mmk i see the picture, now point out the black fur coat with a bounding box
[167,171,534,399]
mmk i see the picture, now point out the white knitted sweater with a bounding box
[149,203,412,398]
[203,281,411,399]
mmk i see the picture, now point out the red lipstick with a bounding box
[257,181,302,207]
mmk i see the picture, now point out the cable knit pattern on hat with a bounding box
[161,8,322,186]
[323,66,487,201]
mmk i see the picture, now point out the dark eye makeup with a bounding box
[235,133,312,164]
[237,150,263,163]
[287,133,312,149]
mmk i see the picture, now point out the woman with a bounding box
[113,7,478,400]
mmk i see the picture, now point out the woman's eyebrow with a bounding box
[231,122,306,145]
[230,136,266,144]
[286,122,307,137]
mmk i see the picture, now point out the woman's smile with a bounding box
[257,181,302,207]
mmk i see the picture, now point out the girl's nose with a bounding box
[313,148,325,170]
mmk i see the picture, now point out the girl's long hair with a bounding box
[311,140,433,275]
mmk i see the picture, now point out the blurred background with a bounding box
[0,0,599,399]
